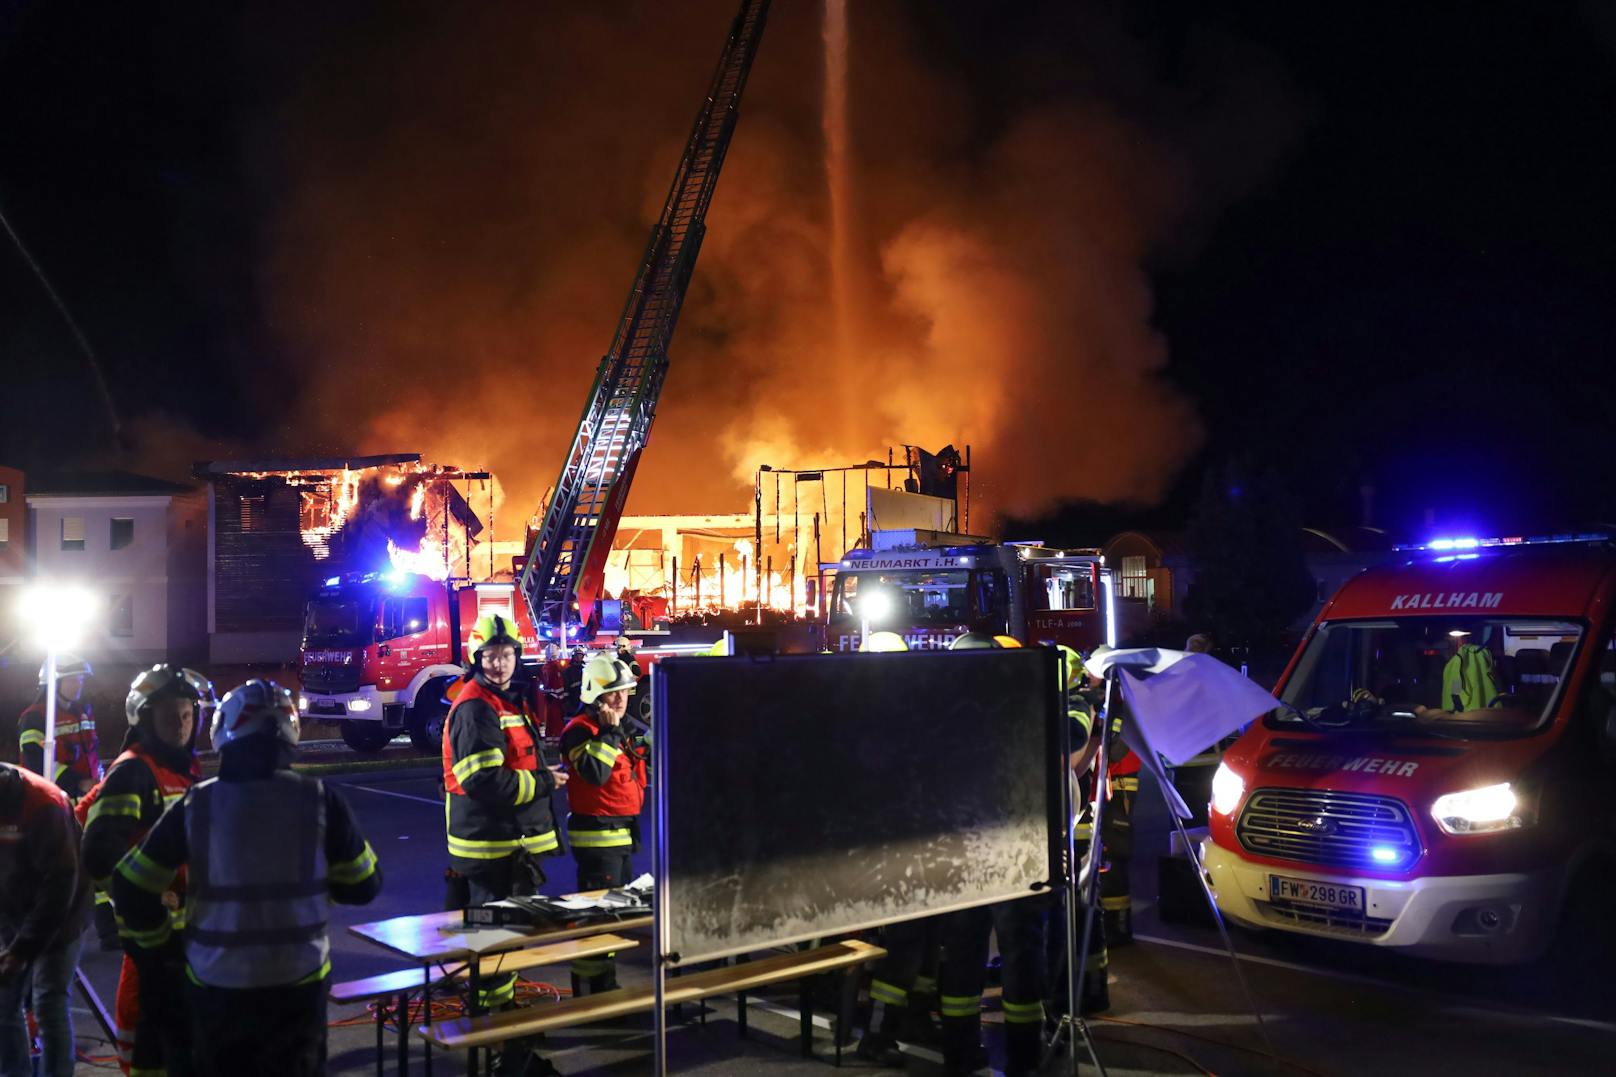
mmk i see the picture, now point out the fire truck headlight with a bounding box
[860,590,895,624]
[1431,782,1529,834]
[347,699,372,713]
[1210,762,1245,816]
[298,695,310,712]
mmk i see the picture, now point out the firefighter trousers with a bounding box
[465,855,546,1010]
[119,954,192,1077]
[1101,783,1135,942]
[571,849,634,994]
[189,979,324,1077]
[865,917,938,1039]
[938,899,1045,1076]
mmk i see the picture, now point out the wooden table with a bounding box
[347,897,653,1076]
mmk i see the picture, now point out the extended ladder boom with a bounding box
[519,0,770,638]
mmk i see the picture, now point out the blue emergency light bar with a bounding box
[1395,531,1611,554]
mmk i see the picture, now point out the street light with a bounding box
[17,583,97,782]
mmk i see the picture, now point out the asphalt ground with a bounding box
[63,758,1616,1076]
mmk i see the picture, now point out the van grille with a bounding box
[1237,788,1420,870]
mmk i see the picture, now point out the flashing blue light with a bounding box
[1370,846,1399,864]
[1396,531,1610,554]
[325,576,341,587]
[380,569,408,589]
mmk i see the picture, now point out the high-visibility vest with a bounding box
[184,773,329,989]
[441,677,558,868]
[561,712,647,819]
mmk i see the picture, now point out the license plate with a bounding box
[1268,875,1364,912]
[310,701,346,716]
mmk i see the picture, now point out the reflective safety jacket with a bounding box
[560,711,647,851]
[78,744,195,944]
[0,763,90,964]
[18,699,100,794]
[442,675,560,872]
[112,769,380,988]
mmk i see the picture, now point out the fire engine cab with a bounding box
[1203,532,1616,963]
[823,529,1110,652]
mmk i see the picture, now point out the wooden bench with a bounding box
[332,933,638,1076]
[417,939,884,1059]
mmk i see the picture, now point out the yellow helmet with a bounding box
[465,613,522,666]
[1055,644,1084,689]
[581,653,638,704]
[703,638,730,657]
[859,631,909,653]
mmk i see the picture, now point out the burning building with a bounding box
[197,454,492,662]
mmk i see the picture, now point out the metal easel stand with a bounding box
[1047,673,1113,1076]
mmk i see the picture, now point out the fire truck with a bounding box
[821,529,1111,653]
[298,0,770,751]
[1202,532,1616,963]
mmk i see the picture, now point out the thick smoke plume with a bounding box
[245,1,1299,528]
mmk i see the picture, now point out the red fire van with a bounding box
[1203,533,1616,963]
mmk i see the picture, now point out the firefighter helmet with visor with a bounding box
[126,664,216,726]
[465,613,523,667]
[211,679,300,749]
[580,653,638,705]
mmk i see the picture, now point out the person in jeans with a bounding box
[0,760,91,1077]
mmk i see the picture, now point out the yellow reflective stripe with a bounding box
[53,761,69,780]
[451,748,505,784]
[87,793,145,826]
[567,827,633,848]
[1073,823,1094,840]
[329,841,378,885]
[162,791,185,806]
[519,830,559,854]
[1101,895,1131,911]
[478,973,517,1007]
[498,715,526,729]
[939,994,981,1017]
[1084,950,1109,972]
[295,959,332,985]
[1002,999,1045,1024]
[513,770,537,806]
[584,741,621,767]
[447,834,520,858]
[122,918,172,949]
[570,957,613,977]
[1114,777,1139,792]
[170,906,186,931]
[1068,708,1094,738]
[566,742,590,763]
[869,980,908,1006]
[117,848,178,894]
[18,729,44,747]
[94,890,112,906]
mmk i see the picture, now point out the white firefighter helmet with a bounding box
[580,653,637,705]
[211,679,300,749]
[39,654,93,686]
[126,665,216,726]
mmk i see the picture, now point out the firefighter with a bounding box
[0,760,90,1077]
[443,614,565,1040]
[112,680,381,1077]
[1087,641,1138,947]
[560,651,648,995]
[18,654,100,798]
[935,632,1047,1076]
[79,665,209,1076]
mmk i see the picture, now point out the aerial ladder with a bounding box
[519,0,771,640]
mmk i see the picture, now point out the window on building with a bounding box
[1119,554,1149,599]
[61,516,86,552]
[111,594,134,637]
[111,517,135,550]
[0,518,8,547]
[0,483,9,503]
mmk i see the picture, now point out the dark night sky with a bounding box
[2,2,1615,541]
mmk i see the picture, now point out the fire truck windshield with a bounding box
[1276,616,1583,737]
[833,570,976,625]
[304,594,377,647]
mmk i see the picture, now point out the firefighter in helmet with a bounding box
[79,664,210,1076]
[560,652,649,995]
[443,615,566,1024]
[18,654,100,798]
[113,680,381,1076]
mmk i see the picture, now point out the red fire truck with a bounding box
[300,570,546,753]
[1202,532,1616,963]
[822,529,1111,653]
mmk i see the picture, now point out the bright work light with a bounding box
[859,589,895,623]
[18,583,97,651]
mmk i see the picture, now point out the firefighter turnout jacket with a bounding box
[560,711,647,851]
[19,697,100,794]
[442,673,560,873]
[78,743,196,946]
[0,763,90,966]
[112,769,380,987]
